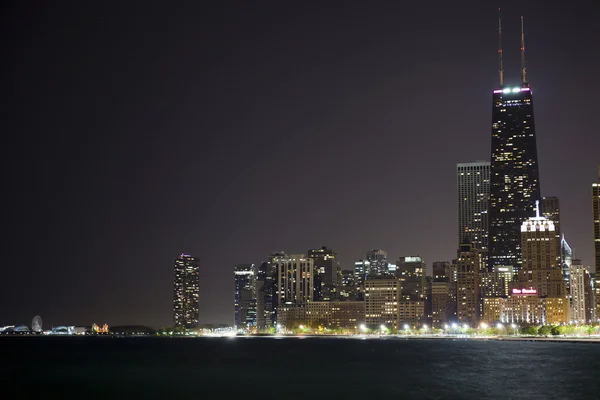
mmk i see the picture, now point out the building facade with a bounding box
[274,253,314,306]
[483,295,568,325]
[455,243,480,326]
[517,202,565,298]
[432,261,452,281]
[256,260,277,331]
[173,254,200,329]
[365,277,400,330]
[569,259,586,325]
[431,281,451,328]
[366,249,389,277]
[308,246,340,301]
[234,264,256,329]
[457,161,490,262]
[488,84,541,272]
[395,256,426,301]
[542,196,562,268]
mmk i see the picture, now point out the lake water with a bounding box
[3,336,600,399]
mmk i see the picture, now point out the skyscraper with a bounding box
[395,256,426,301]
[395,256,426,327]
[517,201,565,298]
[366,249,388,277]
[488,15,541,272]
[234,264,256,329]
[569,259,586,325]
[256,259,277,331]
[457,161,490,259]
[173,254,200,329]
[364,277,400,330]
[274,253,314,306]
[542,196,562,267]
[455,243,480,326]
[308,246,340,301]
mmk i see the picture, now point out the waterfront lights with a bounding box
[451,323,458,329]
[404,324,410,330]
[463,324,468,330]
[380,324,386,331]
[511,324,517,329]
[497,323,504,330]
[359,324,367,332]
[444,324,449,329]
[480,322,488,329]
[299,325,304,330]
[422,325,428,332]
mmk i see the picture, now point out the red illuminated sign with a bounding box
[512,288,537,295]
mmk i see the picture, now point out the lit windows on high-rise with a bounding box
[173,254,200,329]
[457,161,490,258]
[234,264,256,330]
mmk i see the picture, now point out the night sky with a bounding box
[4,1,599,328]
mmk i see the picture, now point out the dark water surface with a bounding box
[3,336,600,399]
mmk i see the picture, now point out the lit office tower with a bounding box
[273,253,314,306]
[173,254,200,329]
[488,16,541,272]
[366,249,388,277]
[517,201,565,298]
[569,259,586,325]
[395,256,426,327]
[542,196,562,268]
[457,162,490,259]
[364,277,400,330]
[234,264,256,329]
[395,256,426,301]
[456,243,481,325]
[308,246,340,301]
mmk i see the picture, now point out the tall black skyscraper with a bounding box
[488,15,541,272]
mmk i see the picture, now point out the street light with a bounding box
[511,323,517,335]
[359,324,367,333]
[480,322,488,329]
[497,323,504,330]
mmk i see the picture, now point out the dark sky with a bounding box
[3,1,599,328]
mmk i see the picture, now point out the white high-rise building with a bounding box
[457,161,490,262]
[273,253,314,306]
[569,259,586,325]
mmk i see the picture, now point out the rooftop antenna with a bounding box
[498,8,504,87]
[521,15,527,86]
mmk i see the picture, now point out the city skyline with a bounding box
[4,2,599,327]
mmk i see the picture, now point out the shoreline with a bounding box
[3,333,600,343]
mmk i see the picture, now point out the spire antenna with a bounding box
[535,200,540,218]
[498,8,504,87]
[521,15,527,86]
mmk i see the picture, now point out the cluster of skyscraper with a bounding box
[172,16,600,331]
